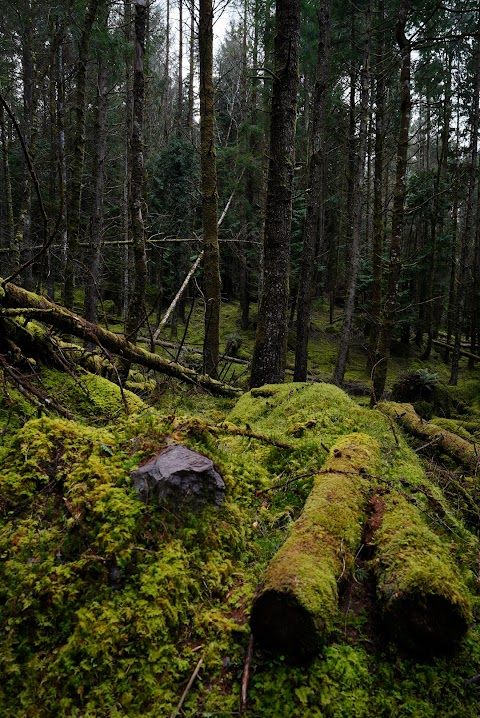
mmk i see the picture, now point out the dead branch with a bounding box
[0,279,242,398]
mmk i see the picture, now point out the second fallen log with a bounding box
[250,433,380,663]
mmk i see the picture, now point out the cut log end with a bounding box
[250,590,323,663]
[384,593,469,657]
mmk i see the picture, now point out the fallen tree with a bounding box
[250,432,380,663]
[378,402,480,474]
[0,280,241,398]
[372,492,471,655]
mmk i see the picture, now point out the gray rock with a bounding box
[131,444,225,509]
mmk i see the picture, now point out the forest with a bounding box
[1,0,480,716]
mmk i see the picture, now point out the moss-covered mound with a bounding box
[0,380,479,717]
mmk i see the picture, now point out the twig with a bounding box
[153,252,204,341]
[171,656,204,718]
[211,424,297,450]
[239,635,254,715]
[414,434,444,453]
[255,471,315,496]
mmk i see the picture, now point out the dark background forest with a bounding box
[1,0,480,396]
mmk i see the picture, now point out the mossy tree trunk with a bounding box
[250,0,301,388]
[373,493,471,656]
[199,0,221,378]
[250,433,380,662]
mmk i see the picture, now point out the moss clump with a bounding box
[250,433,380,662]
[374,493,472,656]
[41,367,146,420]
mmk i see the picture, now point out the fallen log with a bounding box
[372,492,471,656]
[136,337,249,366]
[377,402,480,475]
[433,339,480,363]
[250,432,380,663]
[0,280,241,398]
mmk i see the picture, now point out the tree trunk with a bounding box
[367,0,385,372]
[333,3,371,385]
[294,0,332,382]
[449,32,480,385]
[199,0,221,377]
[0,103,15,273]
[63,0,101,309]
[371,1,411,403]
[84,55,108,328]
[124,0,147,345]
[250,0,301,388]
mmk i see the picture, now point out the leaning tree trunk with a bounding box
[199,0,221,377]
[250,433,380,662]
[124,0,147,345]
[371,0,411,403]
[250,0,301,388]
[293,0,332,382]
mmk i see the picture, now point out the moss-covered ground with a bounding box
[1,299,480,716]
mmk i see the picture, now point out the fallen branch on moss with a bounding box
[0,280,241,398]
[137,337,250,366]
[211,422,297,450]
[378,402,480,475]
[433,339,480,363]
[250,433,380,663]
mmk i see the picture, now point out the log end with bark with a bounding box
[374,493,471,656]
[250,433,380,663]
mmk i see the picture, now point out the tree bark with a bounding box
[333,2,371,385]
[250,0,301,388]
[124,0,147,345]
[84,54,108,327]
[294,0,332,382]
[371,1,411,403]
[199,0,221,377]
[63,0,102,309]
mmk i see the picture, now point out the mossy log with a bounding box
[373,493,472,656]
[378,402,479,474]
[250,433,380,663]
[433,339,480,363]
[0,279,241,398]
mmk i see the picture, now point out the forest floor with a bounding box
[1,297,480,717]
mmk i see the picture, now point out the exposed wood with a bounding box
[0,280,241,398]
[239,635,254,714]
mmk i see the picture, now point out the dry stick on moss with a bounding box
[255,471,316,496]
[171,656,204,718]
[239,634,254,715]
[210,423,297,450]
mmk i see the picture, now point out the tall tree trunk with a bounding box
[84,55,108,327]
[371,0,411,403]
[0,103,15,273]
[367,0,385,372]
[63,0,102,309]
[333,2,371,385]
[187,1,195,141]
[250,0,301,388]
[177,0,183,128]
[450,30,480,385]
[294,0,332,382]
[199,0,221,377]
[124,0,147,344]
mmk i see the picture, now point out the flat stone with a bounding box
[131,444,225,509]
